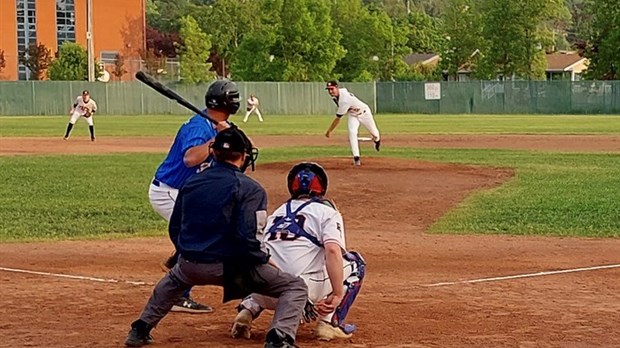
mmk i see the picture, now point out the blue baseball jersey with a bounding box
[154,114,218,189]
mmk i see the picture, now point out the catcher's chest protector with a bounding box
[267,199,323,248]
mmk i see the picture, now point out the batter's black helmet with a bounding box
[205,80,240,114]
[287,162,328,199]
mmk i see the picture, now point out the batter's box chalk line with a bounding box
[0,266,155,286]
[422,263,620,287]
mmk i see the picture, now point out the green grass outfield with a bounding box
[3,114,620,137]
[1,115,620,242]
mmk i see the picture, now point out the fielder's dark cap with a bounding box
[212,127,249,153]
[82,90,89,95]
[325,80,338,89]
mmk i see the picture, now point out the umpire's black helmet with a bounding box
[205,80,240,114]
[287,162,328,199]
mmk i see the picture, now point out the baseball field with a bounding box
[1,114,619,347]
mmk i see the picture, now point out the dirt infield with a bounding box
[3,134,620,155]
[1,138,619,347]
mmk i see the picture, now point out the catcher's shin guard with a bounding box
[331,251,366,332]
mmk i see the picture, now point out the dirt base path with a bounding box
[3,134,620,156]
[1,158,619,347]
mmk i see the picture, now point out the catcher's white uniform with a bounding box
[240,198,363,325]
[333,88,380,158]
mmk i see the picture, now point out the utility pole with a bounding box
[87,0,95,81]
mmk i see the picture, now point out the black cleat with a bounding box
[374,139,381,151]
[124,320,153,347]
[264,328,298,348]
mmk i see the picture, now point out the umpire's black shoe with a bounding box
[374,139,381,152]
[264,328,298,348]
[125,319,153,347]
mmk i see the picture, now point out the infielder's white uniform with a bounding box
[243,96,263,122]
[70,96,97,126]
[333,88,380,158]
[239,199,362,324]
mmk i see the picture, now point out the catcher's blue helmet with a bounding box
[287,162,328,198]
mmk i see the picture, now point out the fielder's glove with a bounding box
[83,109,92,118]
[302,299,319,323]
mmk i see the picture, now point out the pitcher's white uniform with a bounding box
[70,95,97,126]
[333,88,380,158]
[240,199,361,324]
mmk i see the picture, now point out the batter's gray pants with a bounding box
[138,255,307,340]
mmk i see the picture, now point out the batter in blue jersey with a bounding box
[147,80,241,313]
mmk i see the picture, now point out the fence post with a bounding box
[373,80,377,114]
[31,81,36,115]
[105,83,109,115]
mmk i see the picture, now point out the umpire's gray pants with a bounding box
[139,256,307,340]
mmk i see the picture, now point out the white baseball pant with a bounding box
[239,258,360,323]
[348,108,380,157]
[69,111,94,126]
[148,180,178,222]
[243,107,263,122]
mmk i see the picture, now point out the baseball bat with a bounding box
[135,71,217,125]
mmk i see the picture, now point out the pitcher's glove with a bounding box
[301,299,319,323]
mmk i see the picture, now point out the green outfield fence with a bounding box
[0,80,619,115]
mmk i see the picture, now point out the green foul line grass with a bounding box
[4,114,620,137]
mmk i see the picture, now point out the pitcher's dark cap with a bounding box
[325,81,338,89]
[212,127,249,153]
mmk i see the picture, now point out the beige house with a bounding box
[403,51,589,81]
[403,53,440,67]
[545,51,589,81]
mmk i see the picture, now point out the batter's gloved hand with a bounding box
[302,299,319,323]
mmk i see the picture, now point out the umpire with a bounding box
[124,126,308,348]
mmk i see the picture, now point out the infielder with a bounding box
[231,162,366,342]
[148,80,238,313]
[63,90,97,141]
[243,94,263,123]
[324,81,381,166]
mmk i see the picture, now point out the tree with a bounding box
[146,26,181,58]
[177,15,214,84]
[48,42,89,80]
[232,0,345,82]
[476,0,570,80]
[404,9,445,54]
[0,49,6,73]
[566,0,592,45]
[195,0,262,77]
[583,0,620,79]
[439,0,483,79]
[330,0,409,81]
[18,42,53,80]
[111,54,127,80]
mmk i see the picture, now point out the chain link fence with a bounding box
[1,80,619,115]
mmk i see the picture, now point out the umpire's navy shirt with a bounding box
[154,114,218,189]
[168,161,269,266]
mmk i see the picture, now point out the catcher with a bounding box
[63,90,98,141]
[231,162,366,342]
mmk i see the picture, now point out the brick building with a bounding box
[0,0,146,81]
